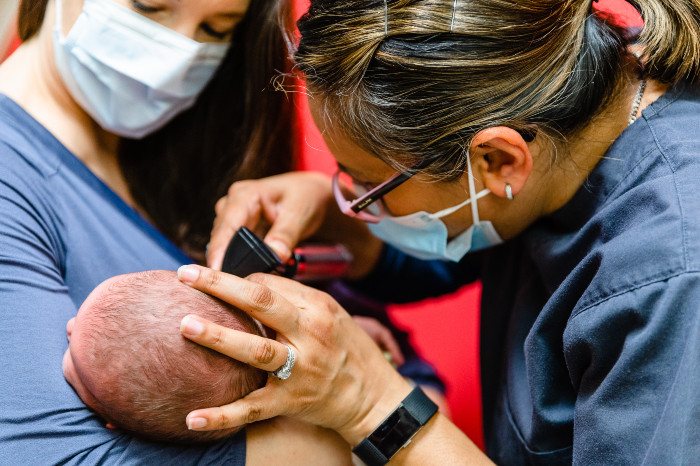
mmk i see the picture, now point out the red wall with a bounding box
[1,20,20,62]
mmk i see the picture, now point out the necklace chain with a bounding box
[629,79,647,125]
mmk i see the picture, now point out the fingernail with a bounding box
[181,315,205,337]
[188,417,208,430]
[267,240,290,260]
[178,265,200,284]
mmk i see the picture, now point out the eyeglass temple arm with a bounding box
[350,171,416,213]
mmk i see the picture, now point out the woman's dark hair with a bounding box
[18,0,297,261]
[17,0,48,40]
[295,0,700,180]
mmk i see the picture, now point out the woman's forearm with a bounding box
[391,414,492,465]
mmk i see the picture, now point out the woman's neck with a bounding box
[0,17,136,207]
[540,76,670,217]
[490,73,670,241]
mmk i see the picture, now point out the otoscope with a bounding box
[220,227,353,282]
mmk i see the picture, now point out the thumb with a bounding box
[261,201,306,262]
[265,238,293,263]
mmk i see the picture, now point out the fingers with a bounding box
[207,187,264,270]
[178,265,299,335]
[375,325,405,367]
[180,314,290,372]
[260,201,306,263]
[352,316,405,367]
[208,173,333,267]
[244,272,322,304]
[186,385,285,431]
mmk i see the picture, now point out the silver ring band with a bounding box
[269,344,295,380]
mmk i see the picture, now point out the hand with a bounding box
[207,171,384,280]
[177,265,413,445]
[351,316,405,367]
[207,172,334,270]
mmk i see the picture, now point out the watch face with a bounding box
[368,404,421,458]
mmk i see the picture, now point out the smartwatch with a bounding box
[352,386,438,466]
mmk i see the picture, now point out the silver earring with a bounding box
[505,183,514,200]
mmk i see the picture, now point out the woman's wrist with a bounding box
[337,374,414,446]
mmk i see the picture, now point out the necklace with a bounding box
[629,79,647,125]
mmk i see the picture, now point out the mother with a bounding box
[0,0,351,463]
[183,0,700,464]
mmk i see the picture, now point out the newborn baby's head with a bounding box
[63,270,266,443]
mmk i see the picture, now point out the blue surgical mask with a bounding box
[367,158,503,262]
[53,0,228,139]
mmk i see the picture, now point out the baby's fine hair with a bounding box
[76,270,266,443]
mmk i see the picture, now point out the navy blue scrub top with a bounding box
[354,82,700,464]
[0,95,247,464]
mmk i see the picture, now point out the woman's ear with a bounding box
[469,127,534,199]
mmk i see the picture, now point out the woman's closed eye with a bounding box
[200,23,234,41]
[131,0,161,14]
[129,0,237,42]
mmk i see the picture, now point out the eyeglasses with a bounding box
[332,160,431,223]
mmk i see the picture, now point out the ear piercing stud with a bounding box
[505,183,514,200]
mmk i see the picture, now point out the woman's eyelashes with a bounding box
[200,23,233,41]
[131,0,160,14]
[129,0,234,41]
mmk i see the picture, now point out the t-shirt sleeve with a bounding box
[564,273,700,464]
[0,151,245,464]
[348,244,482,303]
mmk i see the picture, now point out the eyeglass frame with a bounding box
[332,159,433,223]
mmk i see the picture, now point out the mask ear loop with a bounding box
[55,0,65,39]
[425,154,490,220]
[466,156,482,225]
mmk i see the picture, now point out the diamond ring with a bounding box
[269,344,296,380]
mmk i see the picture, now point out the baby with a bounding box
[63,270,267,444]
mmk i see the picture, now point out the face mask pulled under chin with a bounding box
[53,0,229,139]
[367,160,504,262]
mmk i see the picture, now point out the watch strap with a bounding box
[353,386,438,466]
[403,385,439,424]
[353,438,388,466]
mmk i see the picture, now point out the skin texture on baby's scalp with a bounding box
[63,270,267,444]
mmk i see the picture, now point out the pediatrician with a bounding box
[177,0,700,464]
[0,0,355,463]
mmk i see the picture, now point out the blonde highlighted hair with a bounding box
[296,0,700,178]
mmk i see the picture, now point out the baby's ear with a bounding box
[66,317,76,341]
[105,423,116,430]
